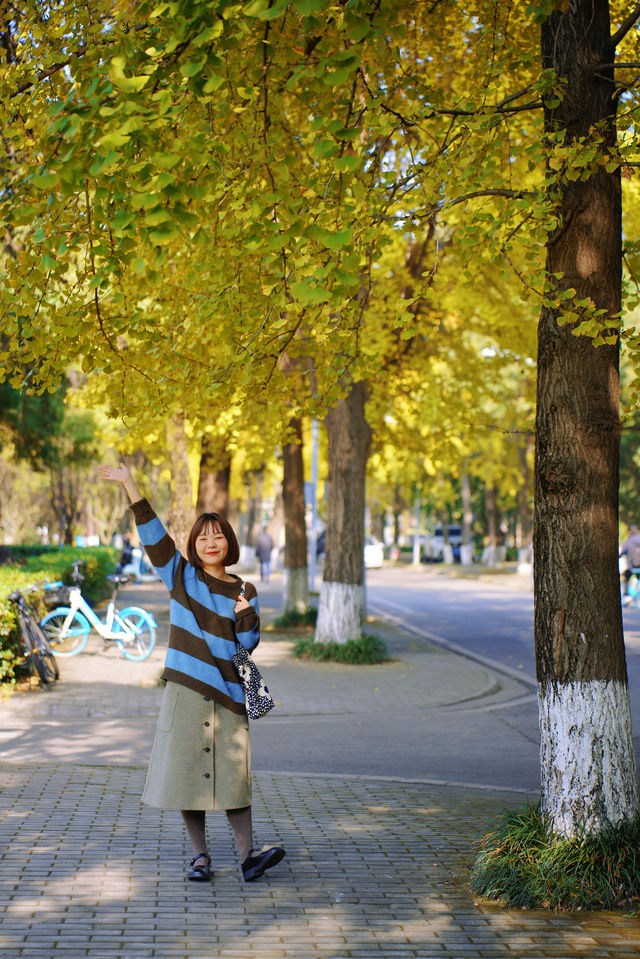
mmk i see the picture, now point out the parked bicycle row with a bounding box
[7,560,157,687]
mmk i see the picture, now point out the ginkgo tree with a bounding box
[4,0,640,854]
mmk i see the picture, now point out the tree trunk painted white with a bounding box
[534,1,640,839]
[459,543,473,565]
[283,567,309,614]
[517,545,533,575]
[442,543,454,565]
[538,680,639,836]
[314,380,371,646]
[481,545,493,566]
[315,581,364,645]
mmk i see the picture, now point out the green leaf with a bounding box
[203,74,226,93]
[334,155,362,173]
[99,131,132,149]
[148,224,180,245]
[193,24,224,45]
[153,171,177,189]
[180,59,207,78]
[145,208,173,226]
[323,67,356,86]
[312,139,339,159]
[293,0,329,13]
[112,211,137,232]
[109,57,150,93]
[244,0,289,19]
[31,173,60,189]
[152,153,181,170]
[290,281,331,304]
[323,227,353,250]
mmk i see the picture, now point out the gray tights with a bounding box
[181,806,253,864]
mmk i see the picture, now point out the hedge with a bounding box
[0,546,118,684]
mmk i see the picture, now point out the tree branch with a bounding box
[444,188,536,208]
[610,3,640,49]
[10,45,87,98]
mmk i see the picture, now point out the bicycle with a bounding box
[8,584,59,685]
[40,561,157,661]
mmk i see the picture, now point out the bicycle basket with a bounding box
[43,586,72,606]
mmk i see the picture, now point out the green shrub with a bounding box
[272,607,317,628]
[0,546,118,684]
[470,802,640,911]
[293,633,389,665]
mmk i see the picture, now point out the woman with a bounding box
[98,462,285,883]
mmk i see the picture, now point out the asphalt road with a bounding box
[251,564,640,794]
[364,564,640,730]
[251,567,542,794]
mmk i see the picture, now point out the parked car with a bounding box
[421,525,462,563]
[364,536,384,568]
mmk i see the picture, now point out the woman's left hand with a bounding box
[234,595,251,615]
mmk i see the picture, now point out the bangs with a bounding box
[197,519,222,536]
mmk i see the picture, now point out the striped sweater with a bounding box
[131,499,260,715]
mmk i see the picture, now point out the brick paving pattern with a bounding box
[0,578,639,958]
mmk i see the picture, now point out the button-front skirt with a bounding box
[142,681,251,810]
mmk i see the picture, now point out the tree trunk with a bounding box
[517,441,533,568]
[196,435,230,517]
[439,508,453,565]
[166,413,194,555]
[282,416,309,613]
[536,1,638,836]
[460,472,473,565]
[315,381,372,644]
[393,485,402,545]
[483,484,500,567]
[244,469,263,547]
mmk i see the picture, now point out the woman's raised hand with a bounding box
[97,462,132,485]
[97,462,142,504]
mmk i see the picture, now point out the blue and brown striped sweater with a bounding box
[131,499,260,715]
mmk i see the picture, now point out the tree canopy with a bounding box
[7,0,635,420]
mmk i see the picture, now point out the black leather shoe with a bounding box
[187,853,211,881]
[242,846,286,882]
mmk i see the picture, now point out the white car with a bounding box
[364,536,384,568]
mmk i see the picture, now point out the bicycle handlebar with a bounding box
[8,580,53,601]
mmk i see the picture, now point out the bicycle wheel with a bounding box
[22,616,58,684]
[112,607,156,661]
[33,618,60,681]
[40,607,90,656]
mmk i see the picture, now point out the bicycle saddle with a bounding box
[107,573,130,585]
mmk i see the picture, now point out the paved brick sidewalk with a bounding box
[1,578,640,958]
[2,764,640,959]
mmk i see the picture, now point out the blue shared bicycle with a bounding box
[40,562,156,661]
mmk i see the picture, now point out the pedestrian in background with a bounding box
[621,524,640,601]
[97,462,285,883]
[254,526,274,583]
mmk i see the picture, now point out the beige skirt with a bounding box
[142,682,251,810]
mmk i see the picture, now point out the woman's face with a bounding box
[195,521,228,568]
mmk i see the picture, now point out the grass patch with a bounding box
[293,633,389,665]
[470,803,640,911]
[272,607,317,628]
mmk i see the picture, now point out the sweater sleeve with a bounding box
[129,498,181,591]
[235,581,260,652]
